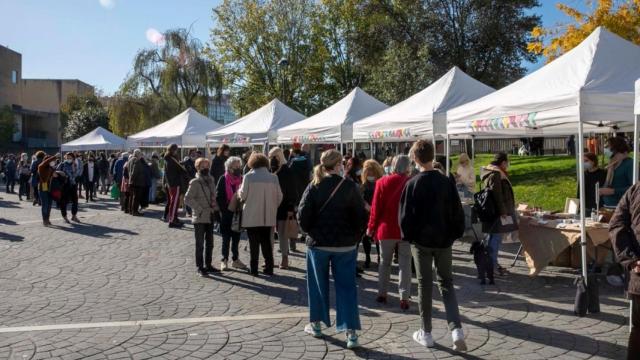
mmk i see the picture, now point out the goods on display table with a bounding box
[517,210,612,276]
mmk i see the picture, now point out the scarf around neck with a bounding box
[605,152,628,187]
[225,171,242,202]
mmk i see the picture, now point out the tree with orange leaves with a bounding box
[528,0,640,62]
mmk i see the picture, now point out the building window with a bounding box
[11,70,17,84]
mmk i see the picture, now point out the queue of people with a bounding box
[8,134,640,357]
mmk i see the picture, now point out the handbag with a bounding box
[284,211,299,239]
[228,192,241,212]
[231,211,242,232]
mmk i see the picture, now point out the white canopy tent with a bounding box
[61,127,126,152]
[352,67,494,142]
[277,87,388,144]
[445,27,640,285]
[206,99,305,146]
[127,108,221,148]
[447,27,640,138]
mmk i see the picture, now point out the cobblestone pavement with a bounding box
[0,194,631,359]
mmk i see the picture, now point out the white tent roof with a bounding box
[352,67,494,141]
[61,127,126,152]
[277,87,388,143]
[447,27,640,137]
[206,99,305,146]
[634,79,640,115]
[127,108,221,148]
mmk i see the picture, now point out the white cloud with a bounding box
[99,0,115,9]
[146,28,166,46]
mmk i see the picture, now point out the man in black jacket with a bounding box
[399,140,466,352]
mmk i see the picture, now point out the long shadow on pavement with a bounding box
[49,222,138,238]
[0,231,24,241]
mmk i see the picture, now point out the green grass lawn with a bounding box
[451,154,578,212]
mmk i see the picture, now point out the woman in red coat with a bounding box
[366,154,412,310]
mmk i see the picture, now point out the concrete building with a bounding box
[0,45,94,151]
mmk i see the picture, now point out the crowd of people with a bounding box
[3,135,639,358]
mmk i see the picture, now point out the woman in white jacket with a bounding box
[239,152,283,276]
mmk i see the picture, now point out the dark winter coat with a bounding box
[163,153,187,188]
[609,183,640,295]
[480,165,518,234]
[399,170,465,249]
[298,174,368,248]
[211,155,228,185]
[274,165,298,220]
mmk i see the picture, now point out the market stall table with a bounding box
[517,216,610,276]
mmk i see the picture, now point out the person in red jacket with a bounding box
[366,154,412,310]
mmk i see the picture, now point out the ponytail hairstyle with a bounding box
[312,149,343,186]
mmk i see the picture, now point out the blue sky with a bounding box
[0,0,590,95]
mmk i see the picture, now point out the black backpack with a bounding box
[473,187,497,223]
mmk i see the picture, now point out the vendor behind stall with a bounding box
[579,152,606,214]
[599,136,633,207]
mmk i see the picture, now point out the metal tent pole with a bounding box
[632,114,640,333]
[445,134,451,175]
[578,118,588,286]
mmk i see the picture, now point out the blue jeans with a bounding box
[149,181,157,203]
[488,233,503,267]
[306,247,360,332]
[40,190,52,221]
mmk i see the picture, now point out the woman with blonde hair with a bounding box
[455,153,475,197]
[298,149,367,348]
[359,160,384,269]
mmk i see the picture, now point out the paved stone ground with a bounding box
[0,193,631,359]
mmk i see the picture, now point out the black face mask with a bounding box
[199,168,210,177]
[232,168,242,176]
[270,158,280,171]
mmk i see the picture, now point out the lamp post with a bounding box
[278,58,289,103]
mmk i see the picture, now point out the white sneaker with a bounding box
[451,328,467,352]
[220,261,228,271]
[413,329,434,348]
[304,322,322,338]
[232,259,247,270]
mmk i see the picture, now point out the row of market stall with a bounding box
[60,27,640,289]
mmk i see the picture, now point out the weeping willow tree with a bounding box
[109,28,223,136]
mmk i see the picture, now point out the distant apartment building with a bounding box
[207,94,236,125]
[0,45,94,150]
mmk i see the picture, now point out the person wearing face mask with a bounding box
[480,152,518,276]
[215,156,247,271]
[184,157,219,277]
[37,154,57,226]
[298,149,367,349]
[269,147,298,269]
[57,153,80,223]
[600,136,633,207]
[367,155,412,310]
[579,152,606,214]
[30,151,45,206]
[82,156,99,202]
[359,160,384,270]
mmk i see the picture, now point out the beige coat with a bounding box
[184,174,217,224]
[238,167,283,228]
